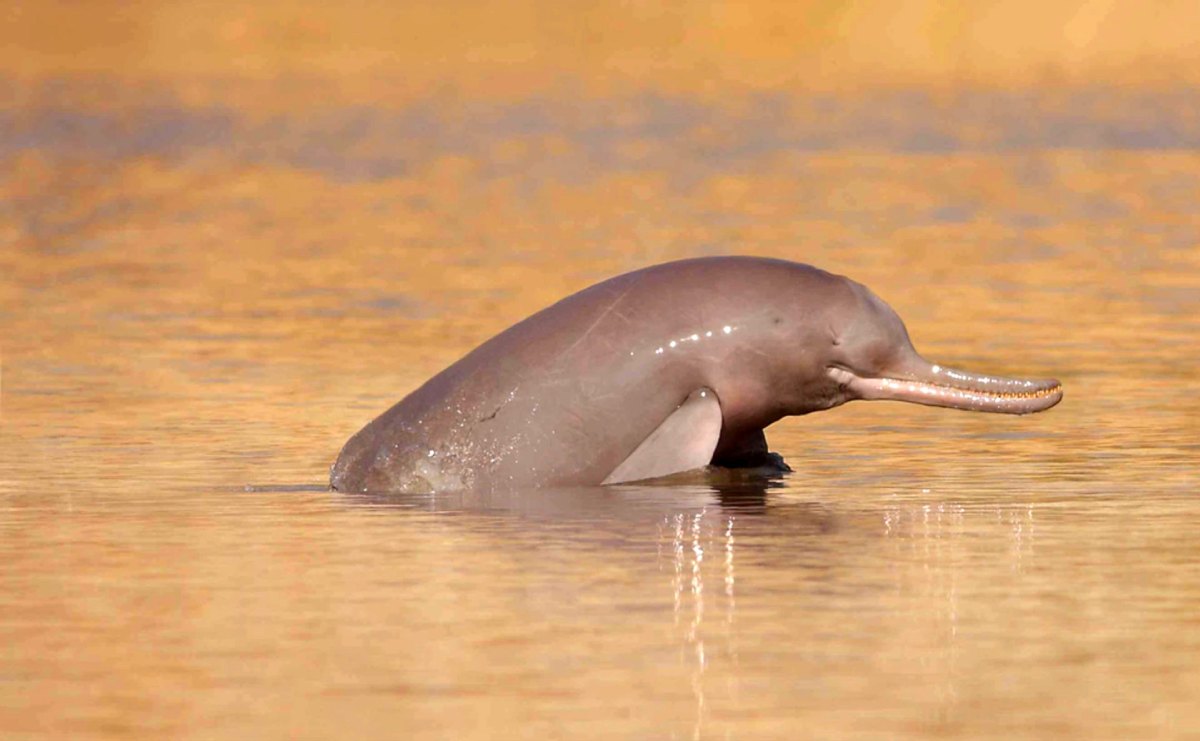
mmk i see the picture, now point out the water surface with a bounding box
[3,35,1200,741]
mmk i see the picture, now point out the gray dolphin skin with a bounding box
[330,256,1062,493]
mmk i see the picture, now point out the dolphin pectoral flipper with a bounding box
[602,388,722,485]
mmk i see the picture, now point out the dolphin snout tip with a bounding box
[1037,379,1064,409]
[1004,377,1062,414]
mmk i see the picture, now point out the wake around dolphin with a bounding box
[330,257,1062,493]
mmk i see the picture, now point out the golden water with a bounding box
[3,3,1200,738]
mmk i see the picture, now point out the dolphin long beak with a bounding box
[827,357,1063,415]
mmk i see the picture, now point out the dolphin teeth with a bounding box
[954,384,1062,400]
[888,380,1062,400]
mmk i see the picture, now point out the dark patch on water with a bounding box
[358,295,427,315]
[928,204,976,223]
[1004,212,1057,229]
[5,81,1200,186]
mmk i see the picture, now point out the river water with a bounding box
[3,38,1200,741]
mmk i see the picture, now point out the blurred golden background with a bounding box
[5,0,1200,97]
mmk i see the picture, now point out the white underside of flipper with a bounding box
[602,388,723,485]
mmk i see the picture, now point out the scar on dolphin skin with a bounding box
[478,407,501,423]
[330,256,1063,494]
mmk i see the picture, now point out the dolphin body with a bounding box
[331,257,1062,493]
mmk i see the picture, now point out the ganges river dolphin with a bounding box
[330,256,1062,493]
